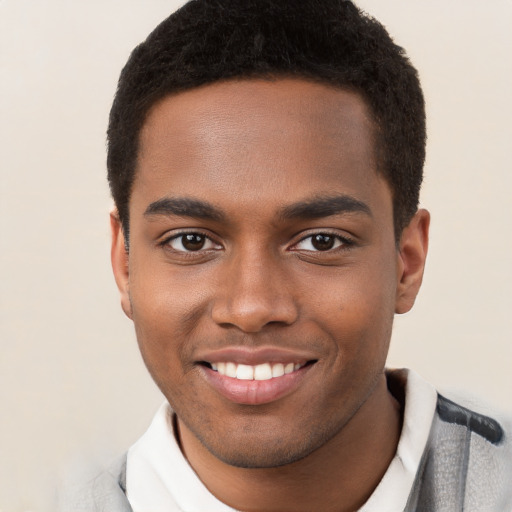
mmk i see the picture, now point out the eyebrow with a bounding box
[279,195,372,220]
[144,197,225,222]
[143,194,371,223]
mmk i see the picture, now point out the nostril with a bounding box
[211,304,299,333]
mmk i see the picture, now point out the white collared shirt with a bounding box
[126,369,438,512]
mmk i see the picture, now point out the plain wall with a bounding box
[0,1,510,510]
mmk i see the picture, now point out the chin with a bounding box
[197,424,336,469]
[209,445,311,469]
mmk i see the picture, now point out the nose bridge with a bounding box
[211,242,298,332]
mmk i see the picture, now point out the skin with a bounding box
[111,78,429,511]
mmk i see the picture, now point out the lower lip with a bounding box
[201,364,313,405]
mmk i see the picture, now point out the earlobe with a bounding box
[395,209,430,314]
[110,210,133,320]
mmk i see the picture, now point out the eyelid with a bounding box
[290,230,355,251]
[159,229,223,252]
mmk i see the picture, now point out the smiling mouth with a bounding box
[197,347,319,405]
[200,360,316,381]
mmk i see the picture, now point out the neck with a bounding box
[178,374,402,512]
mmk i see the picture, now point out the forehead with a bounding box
[134,78,388,219]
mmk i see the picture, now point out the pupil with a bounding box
[182,234,205,251]
[312,234,335,251]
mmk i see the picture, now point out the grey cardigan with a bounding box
[61,395,512,511]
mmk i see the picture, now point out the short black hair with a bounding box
[108,0,425,242]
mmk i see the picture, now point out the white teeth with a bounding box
[284,363,294,374]
[272,363,285,378]
[254,363,273,381]
[211,361,305,380]
[236,364,254,380]
[225,362,237,378]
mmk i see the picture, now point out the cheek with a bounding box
[128,262,213,374]
[307,258,397,355]
[130,253,211,326]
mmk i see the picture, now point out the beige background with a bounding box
[0,1,510,510]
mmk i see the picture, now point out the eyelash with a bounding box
[292,231,355,253]
[159,230,355,253]
[159,231,221,253]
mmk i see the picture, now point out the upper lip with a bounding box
[195,346,319,366]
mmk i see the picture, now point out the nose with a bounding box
[211,249,299,333]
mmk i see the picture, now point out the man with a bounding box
[66,1,512,510]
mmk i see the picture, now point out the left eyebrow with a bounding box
[279,195,372,220]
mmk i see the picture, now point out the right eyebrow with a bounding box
[144,197,226,222]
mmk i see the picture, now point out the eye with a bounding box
[166,233,221,252]
[294,233,348,252]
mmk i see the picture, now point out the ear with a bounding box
[110,210,133,319]
[395,209,430,314]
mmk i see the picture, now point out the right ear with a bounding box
[110,210,133,319]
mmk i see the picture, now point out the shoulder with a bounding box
[435,393,506,444]
[409,393,512,511]
[58,455,132,512]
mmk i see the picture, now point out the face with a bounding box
[111,79,427,468]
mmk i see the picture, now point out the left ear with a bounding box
[110,209,133,320]
[395,209,430,314]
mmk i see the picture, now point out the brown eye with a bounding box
[294,233,348,252]
[311,234,335,251]
[166,233,221,252]
[181,233,206,251]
